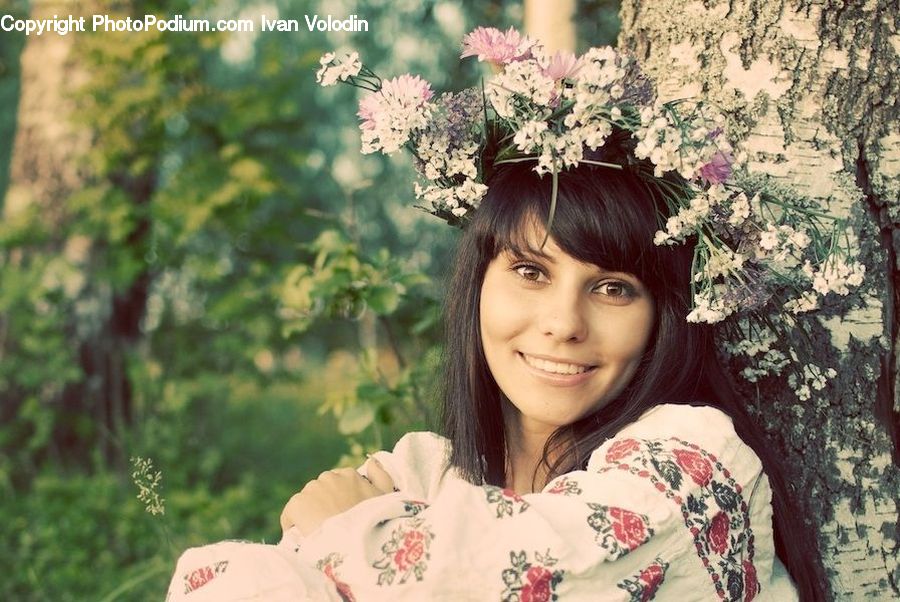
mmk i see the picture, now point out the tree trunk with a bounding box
[618,1,898,598]
[524,0,577,52]
[4,0,151,469]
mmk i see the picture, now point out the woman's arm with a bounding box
[289,407,788,601]
[280,458,395,535]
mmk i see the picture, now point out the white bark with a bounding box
[619,1,898,598]
[524,0,577,52]
[5,0,89,223]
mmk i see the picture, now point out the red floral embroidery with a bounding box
[485,485,531,517]
[372,518,434,585]
[500,550,563,602]
[638,563,665,601]
[617,557,668,601]
[611,507,649,551]
[394,531,426,571]
[743,560,758,601]
[707,511,730,554]
[587,503,653,559]
[606,438,641,462]
[317,553,356,602]
[182,561,228,594]
[186,567,213,592]
[546,475,582,495]
[672,448,712,486]
[600,435,757,601]
[522,566,553,602]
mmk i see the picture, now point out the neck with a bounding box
[503,407,555,494]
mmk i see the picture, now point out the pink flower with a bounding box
[699,151,734,184]
[460,26,534,66]
[542,51,581,80]
[357,74,434,130]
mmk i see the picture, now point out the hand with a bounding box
[280,457,395,536]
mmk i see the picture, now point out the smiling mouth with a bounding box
[520,353,597,375]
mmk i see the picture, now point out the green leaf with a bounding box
[367,285,400,315]
[337,403,376,435]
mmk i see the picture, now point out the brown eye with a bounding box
[594,281,635,298]
[513,264,545,282]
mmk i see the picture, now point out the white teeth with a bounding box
[523,354,591,375]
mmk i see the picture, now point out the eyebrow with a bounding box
[505,247,643,283]
[507,246,555,263]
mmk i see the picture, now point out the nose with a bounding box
[539,286,589,343]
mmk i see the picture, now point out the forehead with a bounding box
[499,217,639,276]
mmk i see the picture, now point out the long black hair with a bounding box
[439,135,825,600]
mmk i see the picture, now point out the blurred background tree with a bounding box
[0,0,622,599]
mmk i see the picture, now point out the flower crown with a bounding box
[315,26,864,325]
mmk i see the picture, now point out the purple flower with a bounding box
[460,26,534,66]
[699,151,734,185]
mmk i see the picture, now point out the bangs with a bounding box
[471,162,668,292]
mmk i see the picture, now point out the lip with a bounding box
[517,352,598,387]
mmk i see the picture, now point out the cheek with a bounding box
[599,306,656,361]
[479,275,529,344]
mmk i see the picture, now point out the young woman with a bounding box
[167,136,821,600]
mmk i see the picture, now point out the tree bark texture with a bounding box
[4,0,149,467]
[618,1,898,598]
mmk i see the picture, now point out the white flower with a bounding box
[698,247,746,281]
[316,52,362,87]
[728,192,751,225]
[759,225,780,250]
[783,290,819,314]
[804,256,866,296]
[455,179,488,204]
[788,229,810,250]
[486,59,555,119]
[513,120,549,152]
[686,287,736,324]
[653,230,673,246]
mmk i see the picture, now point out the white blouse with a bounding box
[166,404,798,601]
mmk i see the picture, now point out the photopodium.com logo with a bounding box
[0,12,370,35]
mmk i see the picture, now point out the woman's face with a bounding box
[479,224,656,440]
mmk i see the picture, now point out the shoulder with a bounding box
[586,403,763,488]
[625,403,737,438]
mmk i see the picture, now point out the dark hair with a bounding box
[439,135,824,600]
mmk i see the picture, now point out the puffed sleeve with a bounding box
[289,404,795,601]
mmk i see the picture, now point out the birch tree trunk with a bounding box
[4,0,149,468]
[524,0,577,53]
[618,1,898,598]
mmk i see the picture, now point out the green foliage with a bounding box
[280,229,431,334]
[1,377,347,601]
[0,0,624,598]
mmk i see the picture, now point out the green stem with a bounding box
[98,558,168,602]
[579,159,624,170]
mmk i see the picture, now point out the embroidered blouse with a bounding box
[166,403,798,601]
